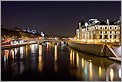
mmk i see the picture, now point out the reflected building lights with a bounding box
[110,68,114,81]
[82,58,84,68]
[76,52,79,67]
[99,66,102,78]
[30,44,37,54]
[11,49,15,59]
[72,50,75,65]
[4,55,7,63]
[39,45,42,56]
[70,50,73,65]
[54,45,57,61]
[25,45,28,57]
[38,45,43,72]
[31,44,35,54]
[19,62,24,74]
[119,68,121,78]
[20,47,24,58]
[38,56,43,72]
[14,48,18,56]
[89,62,93,80]
[4,50,9,62]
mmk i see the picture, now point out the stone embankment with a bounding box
[69,42,121,62]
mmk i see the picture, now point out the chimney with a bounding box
[79,23,81,27]
[107,19,109,25]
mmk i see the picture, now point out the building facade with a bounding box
[76,19,121,43]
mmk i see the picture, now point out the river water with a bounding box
[1,42,121,81]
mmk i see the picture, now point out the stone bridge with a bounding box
[32,39,67,44]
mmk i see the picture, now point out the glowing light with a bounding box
[72,50,75,65]
[11,49,14,59]
[82,58,84,68]
[54,62,58,72]
[99,66,102,78]
[25,45,28,57]
[38,55,42,62]
[110,68,114,81]
[5,50,9,61]
[76,52,79,67]
[38,55,43,72]
[54,45,58,61]
[89,62,93,80]
[119,68,121,78]
[30,44,37,54]
[39,45,42,56]
[70,50,73,64]
[20,47,24,58]
[4,55,6,63]
[14,48,18,56]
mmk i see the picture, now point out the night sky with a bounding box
[1,1,121,37]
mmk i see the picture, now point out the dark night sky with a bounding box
[1,1,121,37]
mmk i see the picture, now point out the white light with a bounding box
[85,22,88,27]
[20,47,23,58]
[119,68,121,78]
[54,45,57,61]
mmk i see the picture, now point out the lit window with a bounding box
[100,35,102,39]
[99,31,102,34]
[110,35,112,39]
[115,31,116,34]
[114,35,116,39]
[104,35,108,39]
[110,31,112,33]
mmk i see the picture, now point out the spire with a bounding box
[81,16,85,27]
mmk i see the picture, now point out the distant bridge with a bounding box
[32,39,68,44]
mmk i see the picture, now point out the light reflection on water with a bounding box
[38,45,43,72]
[1,43,121,81]
[69,49,121,81]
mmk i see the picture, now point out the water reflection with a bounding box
[11,49,15,60]
[54,44,58,72]
[99,66,102,78]
[4,50,9,63]
[1,44,121,81]
[69,49,121,81]
[20,47,24,59]
[38,45,43,72]
[89,61,93,80]
[54,44,58,61]
[119,68,121,78]
[30,44,37,54]
[110,68,114,81]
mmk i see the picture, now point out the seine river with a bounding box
[1,42,121,81]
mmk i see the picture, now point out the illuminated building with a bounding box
[76,18,121,43]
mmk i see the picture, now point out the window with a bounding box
[105,31,107,33]
[100,27,102,29]
[104,35,108,39]
[100,31,102,33]
[114,35,116,39]
[110,35,112,39]
[110,31,112,34]
[115,27,116,29]
[115,31,116,34]
[110,27,112,29]
[105,27,107,29]
[100,35,102,39]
